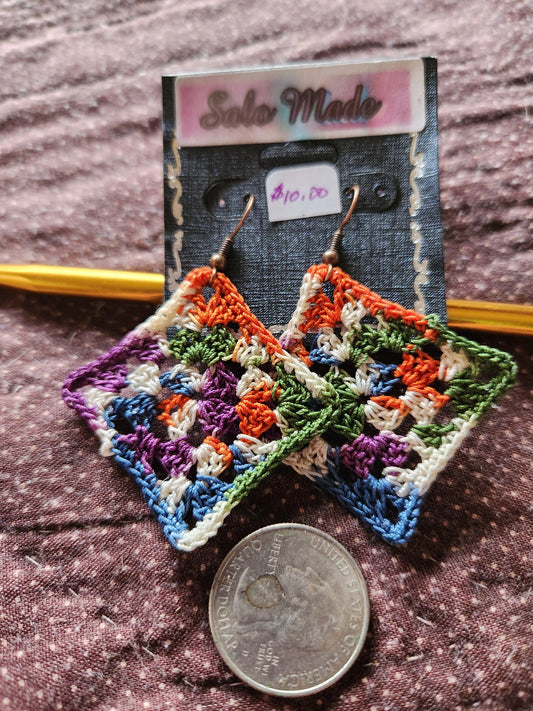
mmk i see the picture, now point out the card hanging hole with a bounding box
[205,180,251,220]
[344,173,399,212]
[259,142,338,169]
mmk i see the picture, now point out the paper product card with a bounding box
[162,57,446,328]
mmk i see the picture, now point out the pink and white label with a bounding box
[174,59,425,147]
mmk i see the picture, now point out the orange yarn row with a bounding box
[369,395,410,415]
[306,264,435,338]
[370,349,450,412]
[157,392,191,427]
[203,435,233,468]
[158,382,278,440]
[395,350,450,408]
[178,267,282,357]
[235,386,278,438]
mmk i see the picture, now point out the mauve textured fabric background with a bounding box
[0,2,532,710]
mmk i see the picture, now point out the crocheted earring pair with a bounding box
[281,188,516,544]
[62,198,338,552]
[63,191,516,551]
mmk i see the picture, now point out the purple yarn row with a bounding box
[61,334,166,430]
[115,364,244,478]
[339,431,409,479]
[63,336,267,471]
[197,362,240,440]
[118,427,196,478]
[113,361,245,476]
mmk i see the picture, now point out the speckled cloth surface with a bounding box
[0,2,531,710]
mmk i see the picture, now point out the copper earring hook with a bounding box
[322,185,360,276]
[209,194,255,274]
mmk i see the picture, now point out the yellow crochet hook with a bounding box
[0,263,163,302]
[1,263,532,335]
[446,298,533,336]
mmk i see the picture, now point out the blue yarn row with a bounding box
[159,371,197,397]
[368,362,401,395]
[316,451,422,544]
[111,435,234,549]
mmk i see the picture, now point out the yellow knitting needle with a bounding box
[1,263,532,335]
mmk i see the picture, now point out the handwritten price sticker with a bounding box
[265,163,341,222]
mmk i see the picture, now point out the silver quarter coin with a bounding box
[209,523,369,697]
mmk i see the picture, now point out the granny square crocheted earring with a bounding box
[281,187,516,544]
[62,196,337,552]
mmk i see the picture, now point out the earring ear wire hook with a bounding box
[210,194,255,275]
[322,185,359,279]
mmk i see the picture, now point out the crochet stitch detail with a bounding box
[282,263,516,544]
[63,266,337,552]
